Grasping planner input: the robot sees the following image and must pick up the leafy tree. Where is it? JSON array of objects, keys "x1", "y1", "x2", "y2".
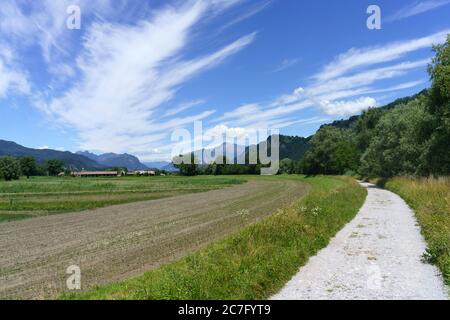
[
  {"x1": 335, "y1": 140, "x2": 359, "y2": 173},
  {"x1": 0, "y1": 156, "x2": 22, "y2": 181},
  {"x1": 301, "y1": 126, "x2": 356, "y2": 175},
  {"x1": 20, "y1": 156, "x2": 37, "y2": 178},
  {"x1": 279, "y1": 158, "x2": 295, "y2": 174},
  {"x1": 354, "y1": 107, "x2": 384, "y2": 154},
  {"x1": 45, "y1": 159, "x2": 65, "y2": 176},
  {"x1": 420, "y1": 35, "x2": 450, "y2": 175},
  {"x1": 360, "y1": 99, "x2": 427, "y2": 178}
]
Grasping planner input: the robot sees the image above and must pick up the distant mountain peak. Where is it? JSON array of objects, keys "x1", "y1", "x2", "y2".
[
  {"x1": 0, "y1": 140, "x2": 101, "y2": 170},
  {"x1": 76, "y1": 151, "x2": 147, "y2": 171}
]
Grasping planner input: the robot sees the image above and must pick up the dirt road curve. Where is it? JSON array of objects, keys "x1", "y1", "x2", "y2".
[
  {"x1": 0, "y1": 179, "x2": 307, "y2": 299},
  {"x1": 272, "y1": 182, "x2": 448, "y2": 300}
]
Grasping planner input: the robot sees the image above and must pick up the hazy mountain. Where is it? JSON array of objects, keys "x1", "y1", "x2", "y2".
[
  {"x1": 143, "y1": 161, "x2": 170, "y2": 169},
  {"x1": 77, "y1": 151, "x2": 148, "y2": 171},
  {"x1": 0, "y1": 140, "x2": 101, "y2": 170},
  {"x1": 144, "y1": 161, "x2": 178, "y2": 172}
]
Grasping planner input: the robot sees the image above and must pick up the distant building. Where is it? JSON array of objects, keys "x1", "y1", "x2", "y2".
[
  {"x1": 72, "y1": 171, "x2": 118, "y2": 177},
  {"x1": 127, "y1": 170, "x2": 156, "y2": 176}
]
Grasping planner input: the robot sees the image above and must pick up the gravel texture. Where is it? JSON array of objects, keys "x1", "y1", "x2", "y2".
[{"x1": 272, "y1": 182, "x2": 448, "y2": 300}]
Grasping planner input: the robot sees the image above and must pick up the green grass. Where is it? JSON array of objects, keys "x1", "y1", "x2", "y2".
[
  {"x1": 0, "y1": 176, "x2": 245, "y2": 222},
  {"x1": 379, "y1": 177, "x2": 450, "y2": 285},
  {"x1": 0, "y1": 213, "x2": 33, "y2": 223},
  {"x1": 62, "y1": 175, "x2": 366, "y2": 300}
]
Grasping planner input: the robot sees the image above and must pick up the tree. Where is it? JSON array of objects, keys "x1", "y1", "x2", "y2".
[
  {"x1": 279, "y1": 158, "x2": 294, "y2": 174},
  {"x1": 45, "y1": 159, "x2": 65, "y2": 176},
  {"x1": 301, "y1": 126, "x2": 356, "y2": 175},
  {"x1": 0, "y1": 156, "x2": 22, "y2": 181},
  {"x1": 359, "y1": 99, "x2": 427, "y2": 178},
  {"x1": 20, "y1": 156, "x2": 37, "y2": 179},
  {"x1": 420, "y1": 35, "x2": 450, "y2": 175},
  {"x1": 354, "y1": 107, "x2": 384, "y2": 155}
]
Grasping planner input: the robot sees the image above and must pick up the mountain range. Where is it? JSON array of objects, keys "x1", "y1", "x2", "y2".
[
  {"x1": 143, "y1": 161, "x2": 177, "y2": 172},
  {"x1": 77, "y1": 151, "x2": 148, "y2": 171},
  {"x1": 0, "y1": 140, "x2": 101, "y2": 170},
  {"x1": 0, "y1": 140, "x2": 153, "y2": 171},
  {"x1": 0, "y1": 140, "x2": 181, "y2": 171},
  {"x1": 1, "y1": 92, "x2": 421, "y2": 171}
]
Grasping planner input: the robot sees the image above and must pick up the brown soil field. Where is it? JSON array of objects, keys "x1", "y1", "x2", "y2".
[{"x1": 0, "y1": 178, "x2": 308, "y2": 299}]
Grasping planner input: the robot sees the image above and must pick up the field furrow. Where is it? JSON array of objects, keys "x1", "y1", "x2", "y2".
[{"x1": 0, "y1": 178, "x2": 308, "y2": 299}]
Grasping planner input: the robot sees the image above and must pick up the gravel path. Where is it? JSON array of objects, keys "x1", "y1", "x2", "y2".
[{"x1": 272, "y1": 182, "x2": 448, "y2": 300}]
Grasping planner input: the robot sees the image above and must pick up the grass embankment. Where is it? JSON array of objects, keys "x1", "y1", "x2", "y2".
[
  {"x1": 0, "y1": 176, "x2": 244, "y2": 223},
  {"x1": 379, "y1": 177, "x2": 450, "y2": 285},
  {"x1": 63, "y1": 175, "x2": 366, "y2": 300}
]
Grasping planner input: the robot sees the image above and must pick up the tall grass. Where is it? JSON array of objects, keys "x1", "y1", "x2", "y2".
[
  {"x1": 381, "y1": 177, "x2": 450, "y2": 285},
  {"x1": 63, "y1": 175, "x2": 366, "y2": 300}
]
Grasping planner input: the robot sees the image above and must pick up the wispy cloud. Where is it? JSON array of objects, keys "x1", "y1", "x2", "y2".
[
  {"x1": 215, "y1": 30, "x2": 447, "y2": 126},
  {"x1": 36, "y1": 1, "x2": 255, "y2": 154},
  {"x1": 218, "y1": 0, "x2": 272, "y2": 32},
  {"x1": 0, "y1": 0, "x2": 116, "y2": 63},
  {"x1": 0, "y1": 45, "x2": 30, "y2": 98},
  {"x1": 272, "y1": 58, "x2": 301, "y2": 73},
  {"x1": 318, "y1": 97, "x2": 377, "y2": 117},
  {"x1": 314, "y1": 30, "x2": 448, "y2": 82},
  {"x1": 163, "y1": 99, "x2": 206, "y2": 117},
  {"x1": 387, "y1": 0, "x2": 450, "y2": 22}
]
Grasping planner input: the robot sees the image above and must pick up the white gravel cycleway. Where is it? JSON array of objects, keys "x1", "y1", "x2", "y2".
[{"x1": 272, "y1": 182, "x2": 448, "y2": 300}]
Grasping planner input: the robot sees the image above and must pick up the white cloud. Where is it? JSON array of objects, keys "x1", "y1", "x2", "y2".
[
  {"x1": 0, "y1": 0, "x2": 112, "y2": 61},
  {"x1": 0, "y1": 46, "x2": 30, "y2": 98},
  {"x1": 218, "y1": 0, "x2": 272, "y2": 32},
  {"x1": 308, "y1": 59, "x2": 430, "y2": 97},
  {"x1": 273, "y1": 58, "x2": 301, "y2": 73},
  {"x1": 319, "y1": 97, "x2": 377, "y2": 117},
  {"x1": 387, "y1": 0, "x2": 450, "y2": 22},
  {"x1": 314, "y1": 30, "x2": 448, "y2": 82},
  {"x1": 215, "y1": 30, "x2": 448, "y2": 129},
  {"x1": 38, "y1": 1, "x2": 254, "y2": 154},
  {"x1": 163, "y1": 99, "x2": 206, "y2": 117}
]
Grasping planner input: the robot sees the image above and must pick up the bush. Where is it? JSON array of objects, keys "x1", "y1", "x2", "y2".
[{"x1": 45, "y1": 159, "x2": 65, "y2": 176}]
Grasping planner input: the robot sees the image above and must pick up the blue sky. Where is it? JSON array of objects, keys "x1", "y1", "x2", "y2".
[{"x1": 0, "y1": 0, "x2": 449, "y2": 161}]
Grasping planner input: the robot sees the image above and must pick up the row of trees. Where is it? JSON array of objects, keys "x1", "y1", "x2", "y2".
[
  {"x1": 301, "y1": 35, "x2": 450, "y2": 178},
  {"x1": 0, "y1": 156, "x2": 64, "y2": 181},
  {"x1": 173, "y1": 154, "x2": 265, "y2": 176}
]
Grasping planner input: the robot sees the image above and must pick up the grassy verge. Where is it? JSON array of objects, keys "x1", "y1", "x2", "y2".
[
  {"x1": 379, "y1": 177, "x2": 450, "y2": 285},
  {"x1": 62, "y1": 175, "x2": 366, "y2": 300},
  {"x1": 0, "y1": 176, "x2": 245, "y2": 222}
]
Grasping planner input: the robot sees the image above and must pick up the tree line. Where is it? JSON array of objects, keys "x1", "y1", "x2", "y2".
[
  {"x1": 173, "y1": 154, "x2": 264, "y2": 176},
  {"x1": 0, "y1": 156, "x2": 65, "y2": 181}
]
